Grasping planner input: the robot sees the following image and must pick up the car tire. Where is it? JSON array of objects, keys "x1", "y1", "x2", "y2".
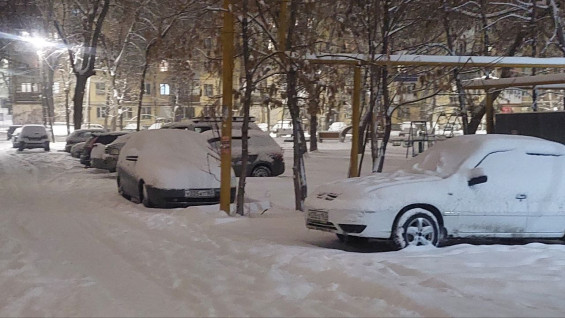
[
  {"x1": 18, "y1": 143, "x2": 24, "y2": 151},
  {"x1": 117, "y1": 176, "x2": 130, "y2": 200},
  {"x1": 251, "y1": 165, "x2": 272, "y2": 177},
  {"x1": 392, "y1": 208, "x2": 440, "y2": 250},
  {"x1": 140, "y1": 182, "x2": 153, "y2": 208},
  {"x1": 44, "y1": 142, "x2": 50, "y2": 151}
]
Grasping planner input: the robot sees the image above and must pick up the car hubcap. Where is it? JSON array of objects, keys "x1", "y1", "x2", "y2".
[
  {"x1": 253, "y1": 168, "x2": 270, "y2": 177},
  {"x1": 405, "y1": 217, "x2": 435, "y2": 246}
]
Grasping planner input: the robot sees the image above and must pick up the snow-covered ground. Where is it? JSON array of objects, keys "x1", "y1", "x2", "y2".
[{"x1": 1, "y1": 137, "x2": 565, "y2": 317}]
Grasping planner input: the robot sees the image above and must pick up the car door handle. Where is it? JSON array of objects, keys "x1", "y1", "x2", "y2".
[
  {"x1": 126, "y1": 155, "x2": 138, "y2": 162},
  {"x1": 515, "y1": 194, "x2": 527, "y2": 200}
]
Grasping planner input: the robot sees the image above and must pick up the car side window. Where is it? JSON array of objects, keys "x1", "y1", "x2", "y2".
[{"x1": 477, "y1": 151, "x2": 557, "y2": 195}]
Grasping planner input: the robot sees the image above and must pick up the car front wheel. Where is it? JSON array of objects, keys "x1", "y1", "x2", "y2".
[
  {"x1": 140, "y1": 182, "x2": 152, "y2": 208},
  {"x1": 392, "y1": 208, "x2": 440, "y2": 250},
  {"x1": 251, "y1": 165, "x2": 272, "y2": 177}
]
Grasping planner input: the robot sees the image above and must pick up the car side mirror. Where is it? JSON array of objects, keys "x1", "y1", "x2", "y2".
[
  {"x1": 468, "y1": 175, "x2": 487, "y2": 186},
  {"x1": 467, "y1": 167, "x2": 487, "y2": 186}
]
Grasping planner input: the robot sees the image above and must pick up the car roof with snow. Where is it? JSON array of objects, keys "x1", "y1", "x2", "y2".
[
  {"x1": 124, "y1": 129, "x2": 213, "y2": 155},
  {"x1": 401, "y1": 134, "x2": 565, "y2": 178}
]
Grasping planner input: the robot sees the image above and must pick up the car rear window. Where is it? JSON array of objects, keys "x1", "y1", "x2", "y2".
[{"x1": 22, "y1": 126, "x2": 47, "y2": 134}]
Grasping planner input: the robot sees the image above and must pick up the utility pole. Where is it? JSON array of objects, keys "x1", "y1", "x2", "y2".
[{"x1": 220, "y1": 0, "x2": 234, "y2": 214}]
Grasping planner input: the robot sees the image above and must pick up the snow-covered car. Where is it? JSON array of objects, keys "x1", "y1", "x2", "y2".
[
  {"x1": 328, "y1": 121, "x2": 347, "y2": 132},
  {"x1": 88, "y1": 143, "x2": 107, "y2": 169},
  {"x1": 6, "y1": 125, "x2": 22, "y2": 140},
  {"x1": 80, "y1": 132, "x2": 129, "y2": 167},
  {"x1": 11, "y1": 127, "x2": 22, "y2": 148},
  {"x1": 16, "y1": 124, "x2": 50, "y2": 151},
  {"x1": 91, "y1": 133, "x2": 135, "y2": 172},
  {"x1": 270, "y1": 120, "x2": 292, "y2": 136},
  {"x1": 204, "y1": 129, "x2": 285, "y2": 177},
  {"x1": 70, "y1": 142, "x2": 86, "y2": 158},
  {"x1": 64, "y1": 128, "x2": 105, "y2": 152},
  {"x1": 116, "y1": 129, "x2": 236, "y2": 208},
  {"x1": 305, "y1": 134, "x2": 565, "y2": 249}
]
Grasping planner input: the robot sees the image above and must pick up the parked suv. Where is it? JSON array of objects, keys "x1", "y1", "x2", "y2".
[
  {"x1": 65, "y1": 128, "x2": 105, "y2": 152},
  {"x1": 204, "y1": 129, "x2": 285, "y2": 177},
  {"x1": 16, "y1": 125, "x2": 50, "y2": 151}
]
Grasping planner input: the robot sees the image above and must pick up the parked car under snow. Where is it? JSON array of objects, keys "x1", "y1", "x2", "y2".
[
  {"x1": 91, "y1": 133, "x2": 135, "y2": 172},
  {"x1": 305, "y1": 134, "x2": 565, "y2": 249},
  {"x1": 203, "y1": 129, "x2": 285, "y2": 177},
  {"x1": 64, "y1": 128, "x2": 105, "y2": 152},
  {"x1": 116, "y1": 130, "x2": 236, "y2": 208}
]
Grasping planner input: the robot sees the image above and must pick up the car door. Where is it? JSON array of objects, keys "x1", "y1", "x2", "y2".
[
  {"x1": 523, "y1": 154, "x2": 565, "y2": 235},
  {"x1": 455, "y1": 151, "x2": 529, "y2": 235}
]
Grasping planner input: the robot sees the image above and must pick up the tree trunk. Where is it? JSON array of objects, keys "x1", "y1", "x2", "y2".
[
  {"x1": 65, "y1": 88, "x2": 70, "y2": 135},
  {"x1": 467, "y1": 29, "x2": 526, "y2": 133},
  {"x1": 73, "y1": 75, "x2": 88, "y2": 130},
  {"x1": 376, "y1": 0, "x2": 391, "y2": 173},
  {"x1": 442, "y1": 0, "x2": 469, "y2": 133},
  {"x1": 137, "y1": 60, "x2": 149, "y2": 131},
  {"x1": 309, "y1": 113, "x2": 318, "y2": 151},
  {"x1": 288, "y1": 67, "x2": 307, "y2": 211},
  {"x1": 236, "y1": 0, "x2": 252, "y2": 216}
]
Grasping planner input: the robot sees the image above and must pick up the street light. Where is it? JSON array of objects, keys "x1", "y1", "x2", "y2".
[{"x1": 25, "y1": 35, "x2": 58, "y2": 141}]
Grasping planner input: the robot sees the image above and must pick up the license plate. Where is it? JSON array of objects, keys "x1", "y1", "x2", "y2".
[
  {"x1": 307, "y1": 209, "x2": 328, "y2": 223},
  {"x1": 185, "y1": 189, "x2": 215, "y2": 198}
]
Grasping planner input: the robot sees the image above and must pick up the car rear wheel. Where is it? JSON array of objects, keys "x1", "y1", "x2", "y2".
[
  {"x1": 392, "y1": 208, "x2": 440, "y2": 250},
  {"x1": 18, "y1": 143, "x2": 24, "y2": 151},
  {"x1": 140, "y1": 182, "x2": 153, "y2": 208},
  {"x1": 44, "y1": 142, "x2": 50, "y2": 151},
  {"x1": 251, "y1": 165, "x2": 272, "y2": 177}
]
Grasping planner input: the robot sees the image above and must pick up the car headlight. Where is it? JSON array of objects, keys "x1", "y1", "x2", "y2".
[{"x1": 109, "y1": 148, "x2": 120, "y2": 155}]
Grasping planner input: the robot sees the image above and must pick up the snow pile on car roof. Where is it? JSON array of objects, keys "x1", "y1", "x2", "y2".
[{"x1": 401, "y1": 134, "x2": 565, "y2": 178}]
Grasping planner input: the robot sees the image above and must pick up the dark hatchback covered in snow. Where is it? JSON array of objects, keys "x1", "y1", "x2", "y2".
[{"x1": 116, "y1": 130, "x2": 236, "y2": 208}]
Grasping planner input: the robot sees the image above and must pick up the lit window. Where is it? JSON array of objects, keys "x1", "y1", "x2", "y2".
[
  {"x1": 160, "y1": 83, "x2": 170, "y2": 95},
  {"x1": 21, "y1": 83, "x2": 32, "y2": 93},
  {"x1": 145, "y1": 83, "x2": 151, "y2": 95},
  {"x1": 53, "y1": 82, "x2": 60, "y2": 94}
]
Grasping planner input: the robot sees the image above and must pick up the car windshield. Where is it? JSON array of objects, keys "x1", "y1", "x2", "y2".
[{"x1": 399, "y1": 137, "x2": 481, "y2": 178}]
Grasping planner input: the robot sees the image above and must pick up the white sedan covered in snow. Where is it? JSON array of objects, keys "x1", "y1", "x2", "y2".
[
  {"x1": 306, "y1": 134, "x2": 565, "y2": 249},
  {"x1": 116, "y1": 129, "x2": 236, "y2": 208}
]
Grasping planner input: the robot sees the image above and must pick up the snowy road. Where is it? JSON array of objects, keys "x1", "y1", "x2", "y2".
[{"x1": 1, "y1": 139, "x2": 565, "y2": 317}]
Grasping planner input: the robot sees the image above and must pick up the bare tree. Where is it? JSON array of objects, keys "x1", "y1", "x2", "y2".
[{"x1": 52, "y1": 0, "x2": 111, "y2": 129}]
